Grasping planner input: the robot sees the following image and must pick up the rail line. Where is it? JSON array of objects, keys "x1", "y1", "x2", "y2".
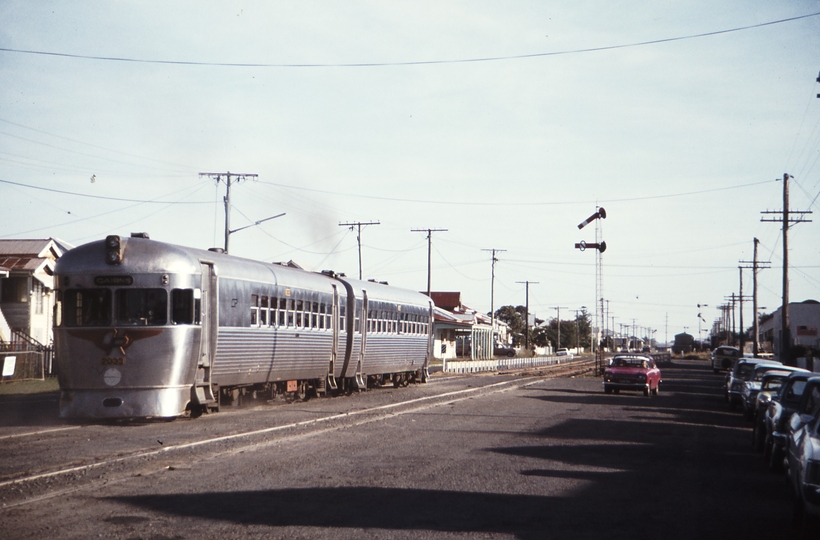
[{"x1": 0, "y1": 361, "x2": 596, "y2": 505}]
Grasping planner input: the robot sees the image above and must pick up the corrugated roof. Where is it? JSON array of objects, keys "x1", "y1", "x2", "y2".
[
  {"x1": 430, "y1": 291, "x2": 462, "y2": 310},
  {"x1": 0, "y1": 256, "x2": 43, "y2": 271},
  {"x1": 0, "y1": 238, "x2": 72, "y2": 258}
]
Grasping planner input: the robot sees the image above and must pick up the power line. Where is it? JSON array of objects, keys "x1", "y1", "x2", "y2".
[
  {"x1": 0, "y1": 178, "x2": 212, "y2": 204},
  {"x1": 259, "y1": 178, "x2": 776, "y2": 207},
  {"x1": 2, "y1": 12, "x2": 817, "y2": 68}
]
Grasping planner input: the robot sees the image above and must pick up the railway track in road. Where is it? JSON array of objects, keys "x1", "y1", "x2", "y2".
[{"x1": 0, "y1": 356, "x2": 597, "y2": 510}]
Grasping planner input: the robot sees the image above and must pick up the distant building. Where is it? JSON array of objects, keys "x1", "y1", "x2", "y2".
[
  {"x1": 429, "y1": 291, "x2": 506, "y2": 361},
  {"x1": 759, "y1": 300, "x2": 820, "y2": 368},
  {"x1": 0, "y1": 238, "x2": 72, "y2": 346}
]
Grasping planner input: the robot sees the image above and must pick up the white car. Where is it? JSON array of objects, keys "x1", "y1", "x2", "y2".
[{"x1": 556, "y1": 348, "x2": 573, "y2": 357}]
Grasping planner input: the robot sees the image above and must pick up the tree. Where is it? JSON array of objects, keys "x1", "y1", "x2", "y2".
[
  {"x1": 494, "y1": 305, "x2": 527, "y2": 345},
  {"x1": 531, "y1": 309, "x2": 592, "y2": 350}
]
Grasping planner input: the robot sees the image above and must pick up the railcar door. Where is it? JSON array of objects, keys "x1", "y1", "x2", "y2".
[
  {"x1": 327, "y1": 284, "x2": 339, "y2": 390},
  {"x1": 355, "y1": 290, "x2": 368, "y2": 389},
  {"x1": 194, "y1": 261, "x2": 218, "y2": 409}
]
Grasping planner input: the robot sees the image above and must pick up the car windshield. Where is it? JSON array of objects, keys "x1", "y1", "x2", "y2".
[
  {"x1": 614, "y1": 358, "x2": 649, "y2": 368},
  {"x1": 762, "y1": 378, "x2": 785, "y2": 391},
  {"x1": 754, "y1": 368, "x2": 781, "y2": 381},
  {"x1": 784, "y1": 380, "x2": 808, "y2": 404},
  {"x1": 737, "y1": 364, "x2": 756, "y2": 379}
]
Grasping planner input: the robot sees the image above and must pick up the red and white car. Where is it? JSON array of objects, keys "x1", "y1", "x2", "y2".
[{"x1": 603, "y1": 354, "x2": 662, "y2": 396}]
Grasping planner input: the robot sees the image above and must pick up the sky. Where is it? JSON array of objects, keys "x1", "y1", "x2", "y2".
[{"x1": 1, "y1": 1, "x2": 819, "y2": 345}]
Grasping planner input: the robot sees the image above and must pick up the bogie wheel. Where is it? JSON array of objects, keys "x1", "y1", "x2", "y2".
[
  {"x1": 295, "y1": 381, "x2": 308, "y2": 402},
  {"x1": 652, "y1": 384, "x2": 659, "y2": 396},
  {"x1": 644, "y1": 386, "x2": 650, "y2": 397},
  {"x1": 604, "y1": 386, "x2": 612, "y2": 394},
  {"x1": 613, "y1": 388, "x2": 620, "y2": 395}
]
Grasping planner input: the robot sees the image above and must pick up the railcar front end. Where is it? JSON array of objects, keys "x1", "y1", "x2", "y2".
[{"x1": 54, "y1": 235, "x2": 203, "y2": 419}]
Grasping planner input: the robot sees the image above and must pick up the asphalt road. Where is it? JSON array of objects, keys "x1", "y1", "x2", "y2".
[{"x1": 0, "y1": 359, "x2": 804, "y2": 539}]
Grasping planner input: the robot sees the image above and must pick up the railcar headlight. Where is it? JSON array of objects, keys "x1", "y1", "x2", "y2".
[{"x1": 105, "y1": 235, "x2": 123, "y2": 265}]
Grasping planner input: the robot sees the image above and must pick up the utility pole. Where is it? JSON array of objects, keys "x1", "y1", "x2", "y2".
[
  {"x1": 761, "y1": 173, "x2": 812, "y2": 364},
  {"x1": 339, "y1": 221, "x2": 381, "y2": 280},
  {"x1": 516, "y1": 281, "x2": 539, "y2": 350},
  {"x1": 412, "y1": 228, "x2": 447, "y2": 297},
  {"x1": 552, "y1": 306, "x2": 568, "y2": 351},
  {"x1": 482, "y1": 248, "x2": 506, "y2": 341},
  {"x1": 741, "y1": 239, "x2": 771, "y2": 356},
  {"x1": 574, "y1": 307, "x2": 586, "y2": 353},
  {"x1": 199, "y1": 171, "x2": 258, "y2": 253}
]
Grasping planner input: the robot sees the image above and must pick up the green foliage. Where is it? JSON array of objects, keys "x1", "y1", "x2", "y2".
[{"x1": 495, "y1": 305, "x2": 592, "y2": 349}]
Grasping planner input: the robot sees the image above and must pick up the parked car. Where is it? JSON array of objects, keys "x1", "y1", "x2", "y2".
[
  {"x1": 785, "y1": 399, "x2": 820, "y2": 532},
  {"x1": 725, "y1": 358, "x2": 782, "y2": 410},
  {"x1": 751, "y1": 369, "x2": 804, "y2": 450},
  {"x1": 603, "y1": 355, "x2": 661, "y2": 396},
  {"x1": 741, "y1": 365, "x2": 807, "y2": 420},
  {"x1": 764, "y1": 372, "x2": 814, "y2": 471},
  {"x1": 556, "y1": 348, "x2": 573, "y2": 357},
  {"x1": 780, "y1": 378, "x2": 820, "y2": 478},
  {"x1": 711, "y1": 346, "x2": 741, "y2": 372},
  {"x1": 494, "y1": 345, "x2": 516, "y2": 357}
]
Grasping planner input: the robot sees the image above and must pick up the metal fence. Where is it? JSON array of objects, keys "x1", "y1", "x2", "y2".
[{"x1": 0, "y1": 348, "x2": 54, "y2": 381}]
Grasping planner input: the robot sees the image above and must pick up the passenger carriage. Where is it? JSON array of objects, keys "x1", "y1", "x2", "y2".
[{"x1": 53, "y1": 234, "x2": 433, "y2": 419}]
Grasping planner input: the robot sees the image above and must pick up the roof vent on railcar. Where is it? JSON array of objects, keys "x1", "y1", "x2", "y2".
[
  {"x1": 208, "y1": 247, "x2": 225, "y2": 253},
  {"x1": 130, "y1": 232, "x2": 150, "y2": 239}
]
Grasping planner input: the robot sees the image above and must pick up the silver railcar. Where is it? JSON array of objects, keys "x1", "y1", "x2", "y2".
[{"x1": 53, "y1": 234, "x2": 432, "y2": 419}]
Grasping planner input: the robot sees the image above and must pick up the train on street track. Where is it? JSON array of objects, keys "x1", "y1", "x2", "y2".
[{"x1": 53, "y1": 234, "x2": 433, "y2": 420}]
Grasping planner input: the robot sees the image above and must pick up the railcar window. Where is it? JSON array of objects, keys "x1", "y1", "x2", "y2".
[
  {"x1": 260, "y1": 296, "x2": 268, "y2": 326},
  {"x1": 270, "y1": 297, "x2": 278, "y2": 327},
  {"x1": 251, "y1": 295, "x2": 259, "y2": 326},
  {"x1": 295, "y1": 300, "x2": 303, "y2": 328},
  {"x1": 171, "y1": 289, "x2": 194, "y2": 324},
  {"x1": 116, "y1": 289, "x2": 167, "y2": 326},
  {"x1": 339, "y1": 303, "x2": 346, "y2": 331},
  {"x1": 64, "y1": 289, "x2": 112, "y2": 326},
  {"x1": 287, "y1": 299, "x2": 294, "y2": 327}
]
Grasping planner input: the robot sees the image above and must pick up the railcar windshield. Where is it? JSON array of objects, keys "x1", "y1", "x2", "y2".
[
  {"x1": 116, "y1": 289, "x2": 167, "y2": 326},
  {"x1": 61, "y1": 287, "x2": 197, "y2": 326},
  {"x1": 63, "y1": 289, "x2": 112, "y2": 326}
]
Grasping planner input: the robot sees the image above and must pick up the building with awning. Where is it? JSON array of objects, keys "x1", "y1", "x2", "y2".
[
  {"x1": 0, "y1": 238, "x2": 72, "y2": 346},
  {"x1": 429, "y1": 291, "x2": 504, "y2": 361}
]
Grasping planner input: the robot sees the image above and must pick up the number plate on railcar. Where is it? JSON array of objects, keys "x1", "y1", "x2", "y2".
[{"x1": 101, "y1": 356, "x2": 126, "y2": 365}]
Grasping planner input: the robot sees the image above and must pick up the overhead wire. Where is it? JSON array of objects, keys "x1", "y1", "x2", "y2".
[{"x1": 1, "y1": 11, "x2": 817, "y2": 68}]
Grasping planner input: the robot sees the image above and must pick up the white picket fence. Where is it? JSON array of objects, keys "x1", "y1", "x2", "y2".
[{"x1": 442, "y1": 355, "x2": 569, "y2": 374}]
